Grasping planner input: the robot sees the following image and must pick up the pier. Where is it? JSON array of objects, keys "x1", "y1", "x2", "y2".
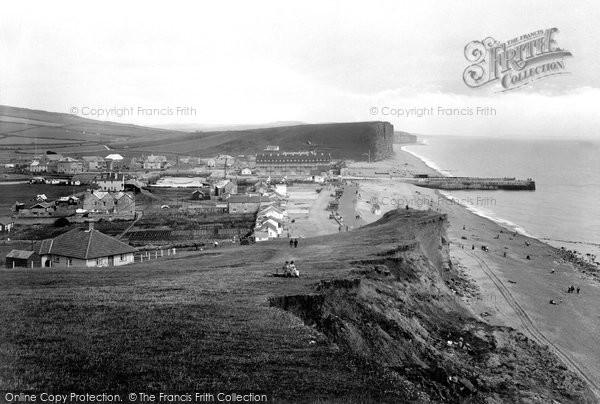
[{"x1": 409, "y1": 176, "x2": 536, "y2": 191}]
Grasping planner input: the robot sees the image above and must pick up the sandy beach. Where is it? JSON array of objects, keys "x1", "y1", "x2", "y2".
[{"x1": 347, "y1": 145, "x2": 600, "y2": 398}]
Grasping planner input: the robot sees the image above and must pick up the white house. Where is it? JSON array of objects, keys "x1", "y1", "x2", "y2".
[
  {"x1": 258, "y1": 205, "x2": 285, "y2": 221},
  {"x1": 0, "y1": 216, "x2": 14, "y2": 232},
  {"x1": 95, "y1": 172, "x2": 125, "y2": 191},
  {"x1": 274, "y1": 183, "x2": 287, "y2": 197},
  {"x1": 38, "y1": 224, "x2": 136, "y2": 268},
  {"x1": 257, "y1": 217, "x2": 284, "y2": 235},
  {"x1": 255, "y1": 221, "x2": 279, "y2": 238},
  {"x1": 254, "y1": 230, "x2": 270, "y2": 242}
]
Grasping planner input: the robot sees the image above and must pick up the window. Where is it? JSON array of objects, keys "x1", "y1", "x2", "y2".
[
  {"x1": 53, "y1": 256, "x2": 60, "y2": 263},
  {"x1": 120, "y1": 254, "x2": 125, "y2": 261},
  {"x1": 67, "y1": 258, "x2": 72, "y2": 265},
  {"x1": 96, "y1": 258, "x2": 102, "y2": 265}
]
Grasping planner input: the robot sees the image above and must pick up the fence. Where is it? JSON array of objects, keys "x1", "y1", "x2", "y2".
[{"x1": 134, "y1": 248, "x2": 178, "y2": 263}]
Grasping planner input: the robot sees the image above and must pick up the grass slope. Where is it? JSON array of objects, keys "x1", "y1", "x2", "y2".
[{"x1": 0, "y1": 210, "x2": 592, "y2": 402}]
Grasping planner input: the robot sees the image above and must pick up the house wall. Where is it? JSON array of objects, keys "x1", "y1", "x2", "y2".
[
  {"x1": 96, "y1": 179, "x2": 125, "y2": 191},
  {"x1": 41, "y1": 253, "x2": 134, "y2": 268},
  {"x1": 228, "y1": 202, "x2": 261, "y2": 213}
]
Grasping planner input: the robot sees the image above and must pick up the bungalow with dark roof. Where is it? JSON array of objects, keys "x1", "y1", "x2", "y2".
[{"x1": 38, "y1": 224, "x2": 136, "y2": 267}]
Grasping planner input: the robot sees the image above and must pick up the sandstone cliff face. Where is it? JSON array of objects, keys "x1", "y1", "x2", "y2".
[{"x1": 369, "y1": 121, "x2": 394, "y2": 161}]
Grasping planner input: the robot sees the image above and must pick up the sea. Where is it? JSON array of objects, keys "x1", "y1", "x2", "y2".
[{"x1": 403, "y1": 136, "x2": 600, "y2": 258}]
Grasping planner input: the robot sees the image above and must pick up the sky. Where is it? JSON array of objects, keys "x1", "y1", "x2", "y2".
[{"x1": 1, "y1": 0, "x2": 599, "y2": 138}]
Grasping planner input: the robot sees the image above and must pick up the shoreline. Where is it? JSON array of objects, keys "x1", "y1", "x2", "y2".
[
  {"x1": 401, "y1": 144, "x2": 599, "y2": 260},
  {"x1": 349, "y1": 145, "x2": 600, "y2": 397}
]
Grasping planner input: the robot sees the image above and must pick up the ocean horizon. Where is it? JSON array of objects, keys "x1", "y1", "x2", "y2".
[{"x1": 403, "y1": 136, "x2": 600, "y2": 257}]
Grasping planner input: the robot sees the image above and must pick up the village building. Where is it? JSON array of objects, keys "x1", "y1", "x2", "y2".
[
  {"x1": 253, "y1": 180, "x2": 269, "y2": 195},
  {"x1": 241, "y1": 168, "x2": 252, "y2": 175},
  {"x1": 105, "y1": 154, "x2": 124, "y2": 170},
  {"x1": 0, "y1": 216, "x2": 14, "y2": 232},
  {"x1": 257, "y1": 205, "x2": 285, "y2": 221},
  {"x1": 213, "y1": 179, "x2": 237, "y2": 197},
  {"x1": 95, "y1": 172, "x2": 125, "y2": 191},
  {"x1": 29, "y1": 160, "x2": 47, "y2": 173},
  {"x1": 143, "y1": 154, "x2": 167, "y2": 170},
  {"x1": 38, "y1": 224, "x2": 136, "y2": 268},
  {"x1": 82, "y1": 156, "x2": 106, "y2": 171},
  {"x1": 255, "y1": 151, "x2": 331, "y2": 177},
  {"x1": 28, "y1": 201, "x2": 56, "y2": 216},
  {"x1": 5, "y1": 250, "x2": 41, "y2": 268},
  {"x1": 254, "y1": 221, "x2": 280, "y2": 238},
  {"x1": 256, "y1": 217, "x2": 284, "y2": 236},
  {"x1": 191, "y1": 189, "x2": 210, "y2": 200},
  {"x1": 273, "y1": 183, "x2": 287, "y2": 197},
  {"x1": 253, "y1": 230, "x2": 270, "y2": 242},
  {"x1": 56, "y1": 157, "x2": 84, "y2": 174},
  {"x1": 46, "y1": 161, "x2": 59, "y2": 173},
  {"x1": 227, "y1": 195, "x2": 271, "y2": 214},
  {"x1": 83, "y1": 190, "x2": 135, "y2": 217}
]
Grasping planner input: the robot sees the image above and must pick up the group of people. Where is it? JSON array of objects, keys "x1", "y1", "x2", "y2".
[
  {"x1": 282, "y1": 261, "x2": 299, "y2": 277},
  {"x1": 289, "y1": 238, "x2": 299, "y2": 248},
  {"x1": 567, "y1": 285, "x2": 580, "y2": 294}
]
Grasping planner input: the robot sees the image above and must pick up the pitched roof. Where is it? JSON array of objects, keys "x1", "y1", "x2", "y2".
[
  {"x1": 0, "y1": 216, "x2": 14, "y2": 225},
  {"x1": 30, "y1": 202, "x2": 53, "y2": 209},
  {"x1": 6, "y1": 250, "x2": 37, "y2": 259},
  {"x1": 39, "y1": 228, "x2": 136, "y2": 259},
  {"x1": 256, "y1": 221, "x2": 278, "y2": 232},
  {"x1": 259, "y1": 205, "x2": 283, "y2": 214}
]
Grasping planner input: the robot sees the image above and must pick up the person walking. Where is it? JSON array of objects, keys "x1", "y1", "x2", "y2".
[
  {"x1": 289, "y1": 239, "x2": 294, "y2": 247},
  {"x1": 576, "y1": 287, "x2": 580, "y2": 294},
  {"x1": 294, "y1": 239, "x2": 298, "y2": 248}
]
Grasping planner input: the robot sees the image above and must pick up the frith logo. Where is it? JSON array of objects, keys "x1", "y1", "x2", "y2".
[{"x1": 463, "y1": 28, "x2": 572, "y2": 92}]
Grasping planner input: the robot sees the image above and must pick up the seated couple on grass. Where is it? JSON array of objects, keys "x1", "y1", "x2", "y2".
[{"x1": 282, "y1": 261, "x2": 300, "y2": 277}]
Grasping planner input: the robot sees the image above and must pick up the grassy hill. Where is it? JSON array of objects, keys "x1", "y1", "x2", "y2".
[
  {"x1": 124, "y1": 121, "x2": 394, "y2": 161},
  {"x1": 0, "y1": 105, "x2": 177, "y2": 162},
  {"x1": 0, "y1": 209, "x2": 591, "y2": 402},
  {"x1": 1, "y1": 105, "x2": 394, "y2": 161}
]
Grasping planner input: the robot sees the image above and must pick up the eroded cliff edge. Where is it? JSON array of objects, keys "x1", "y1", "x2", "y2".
[{"x1": 270, "y1": 210, "x2": 594, "y2": 403}]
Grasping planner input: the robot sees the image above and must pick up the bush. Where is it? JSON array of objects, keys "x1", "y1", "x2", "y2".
[{"x1": 54, "y1": 217, "x2": 70, "y2": 227}]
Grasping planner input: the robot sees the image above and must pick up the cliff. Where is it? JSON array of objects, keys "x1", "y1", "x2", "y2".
[
  {"x1": 120, "y1": 121, "x2": 396, "y2": 161},
  {"x1": 394, "y1": 131, "x2": 418, "y2": 144}
]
